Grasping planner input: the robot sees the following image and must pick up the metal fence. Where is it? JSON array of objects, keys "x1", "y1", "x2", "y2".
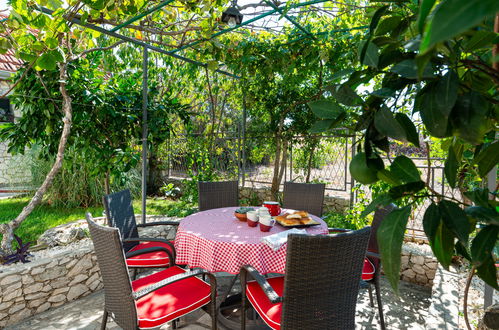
[
  {"x1": 163, "y1": 133, "x2": 459, "y2": 240},
  {"x1": 165, "y1": 133, "x2": 352, "y2": 195}
]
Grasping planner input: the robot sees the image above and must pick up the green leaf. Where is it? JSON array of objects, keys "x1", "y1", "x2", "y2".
[
  {"x1": 374, "y1": 108, "x2": 407, "y2": 142},
  {"x1": 35, "y1": 52, "x2": 57, "y2": 71},
  {"x1": 375, "y1": 16, "x2": 403, "y2": 36},
  {"x1": 308, "y1": 100, "x2": 344, "y2": 120},
  {"x1": 476, "y1": 256, "x2": 499, "y2": 290},
  {"x1": 377, "y1": 205, "x2": 411, "y2": 292},
  {"x1": 45, "y1": 37, "x2": 58, "y2": 50},
  {"x1": 471, "y1": 225, "x2": 499, "y2": 266},
  {"x1": 330, "y1": 68, "x2": 354, "y2": 81},
  {"x1": 423, "y1": 203, "x2": 441, "y2": 242},
  {"x1": 309, "y1": 119, "x2": 334, "y2": 133},
  {"x1": 450, "y1": 92, "x2": 490, "y2": 145},
  {"x1": 370, "y1": 5, "x2": 389, "y2": 34},
  {"x1": 465, "y1": 31, "x2": 499, "y2": 51},
  {"x1": 417, "y1": 0, "x2": 436, "y2": 33},
  {"x1": 464, "y1": 189, "x2": 492, "y2": 208},
  {"x1": 363, "y1": 42, "x2": 379, "y2": 68},
  {"x1": 377, "y1": 169, "x2": 401, "y2": 185},
  {"x1": 416, "y1": 84, "x2": 450, "y2": 138},
  {"x1": 420, "y1": 0, "x2": 499, "y2": 53},
  {"x1": 444, "y1": 144, "x2": 458, "y2": 188},
  {"x1": 390, "y1": 155, "x2": 421, "y2": 183},
  {"x1": 455, "y1": 241, "x2": 471, "y2": 261},
  {"x1": 390, "y1": 59, "x2": 434, "y2": 79},
  {"x1": 465, "y1": 206, "x2": 499, "y2": 226},
  {"x1": 435, "y1": 70, "x2": 459, "y2": 117},
  {"x1": 430, "y1": 222, "x2": 455, "y2": 269},
  {"x1": 474, "y1": 141, "x2": 499, "y2": 177},
  {"x1": 389, "y1": 180, "x2": 425, "y2": 199},
  {"x1": 328, "y1": 85, "x2": 363, "y2": 106},
  {"x1": 361, "y1": 194, "x2": 393, "y2": 217},
  {"x1": 395, "y1": 113, "x2": 420, "y2": 147},
  {"x1": 207, "y1": 60, "x2": 218, "y2": 71},
  {"x1": 439, "y1": 200, "x2": 470, "y2": 245}
]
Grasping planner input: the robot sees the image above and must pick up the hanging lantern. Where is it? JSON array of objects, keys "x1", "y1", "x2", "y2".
[{"x1": 221, "y1": 0, "x2": 243, "y2": 28}]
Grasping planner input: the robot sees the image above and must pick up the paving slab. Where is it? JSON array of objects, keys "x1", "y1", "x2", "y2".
[{"x1": 7, "y1": 275, "x2": 431, "y2": 330}]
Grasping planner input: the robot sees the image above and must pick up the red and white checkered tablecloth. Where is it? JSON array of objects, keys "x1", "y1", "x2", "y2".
[{"x1": 174, "y1": 207, "x2": 329, "y2": 274}]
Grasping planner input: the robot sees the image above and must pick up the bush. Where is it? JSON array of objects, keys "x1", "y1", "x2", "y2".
[{"x1": 31, "y1": 145, "x2": 141, "y2": 207}]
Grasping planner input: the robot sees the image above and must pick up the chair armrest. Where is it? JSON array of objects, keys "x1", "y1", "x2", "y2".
[
  {"x1": 240, "y1": 265, "x2": 282, "y2": 304},
  {"x1": 125, "y1": 246, "x2": 175, "y2": 267},
  {"x1": 123, "y1": 238, "x2": 176, "y2": 262},
  {"x1": 132, "y1": 269, "x2": 217, "y2": 300},
  {"x1": 328, "y1": 227, "x2": 351, "y2": 233},
  {"x1": 136, "y1": 221, "x2": 180, "y2": 228}
]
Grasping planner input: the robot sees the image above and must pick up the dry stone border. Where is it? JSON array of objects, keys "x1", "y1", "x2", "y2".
[
  {"x1": 0, "y1": 215, "x2": 179, "y2": 328},
  {"x1": 400, "y1": 242, "x2": 438, "y2": 287}
]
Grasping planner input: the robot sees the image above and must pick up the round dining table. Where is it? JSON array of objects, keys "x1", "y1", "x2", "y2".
[{"x1": 174, "y1": 206, "x2": 329, "y2": 275}]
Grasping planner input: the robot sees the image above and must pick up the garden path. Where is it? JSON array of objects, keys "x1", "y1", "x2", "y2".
[{"x1": 8, "y1": 274, "x2": 431, "y2": 329}]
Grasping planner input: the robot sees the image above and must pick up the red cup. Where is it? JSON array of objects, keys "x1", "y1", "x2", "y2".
[
  {"x1": 263, "y1": 201, "x2": 281, "y2": 216},
  {"x1": 259, "y1": 223, "x2": 272, "y2": 232},
  {"x1": 247, "y1": 219, "x2": 258, "y2": 227}
]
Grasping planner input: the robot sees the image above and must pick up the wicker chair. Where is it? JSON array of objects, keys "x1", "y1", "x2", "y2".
[
  {"x1": 282, "y1": 182, "x2": 326, "y2": 217},
  {"x1": 329, "y1": 204, "x2": 396, "y2": 330},
  {"x1": 240, "y1": 227, "x2": 371, "y2": 330},
  {"x1": 85, "y1": 213, "x2": 218, "y2": 330},
  {"x1": 103, "y1": 189, "x2": 180, "y2": 272},
  {"x1": 198, "y1": 181, "x2": 239, "y2": 211}
]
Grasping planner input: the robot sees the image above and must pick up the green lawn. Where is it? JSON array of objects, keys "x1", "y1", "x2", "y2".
[{"x1": 0, "y1": 197, "x2": 196, "y2": 245}]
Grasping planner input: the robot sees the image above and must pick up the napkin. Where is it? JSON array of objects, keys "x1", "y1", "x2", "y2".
[{"x1": 261, "y1": 228, "x2": 307, "y2": 251}]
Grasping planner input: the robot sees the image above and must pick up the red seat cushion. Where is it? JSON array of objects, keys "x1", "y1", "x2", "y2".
[
  {"x1": 127, "y1": 241, "x2": 175, "y2": 267},
  {"x1": 362, "y1": 258, "x2": 375, "y2": 281},
  {"x1": 132, "y1": 266, "x2": 212, "y2": 329},
  {"x1": 246, "y1": 276, "x2": 284, "y2": 330}
]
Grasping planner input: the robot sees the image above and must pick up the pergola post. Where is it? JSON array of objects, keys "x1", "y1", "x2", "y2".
[{"x1": 141, "y1": 46, "x2": 148, "y2": 224}]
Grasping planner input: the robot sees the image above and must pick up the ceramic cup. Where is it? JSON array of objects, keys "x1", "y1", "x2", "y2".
[
  {"x1": 258, "y1": 207, "x2": 270, "y2": 216},
  {"x1": 247, "y1": 211, "x2": 259, "y2": 227},
  {"x1": 259, "y1": 215, "x2": 275, "y2": 232},
  {"x1": 263, "y1": 201, "x2": 281, "y2": 216}
]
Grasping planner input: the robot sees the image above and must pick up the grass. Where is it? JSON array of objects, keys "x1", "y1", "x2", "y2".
[{"x1": 0, "y1": 196, "x2": 195, "y2": 245}]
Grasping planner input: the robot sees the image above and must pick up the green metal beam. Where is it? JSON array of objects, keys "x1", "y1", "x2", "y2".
[
  {"x1": 111, "y1": 0, "x2": 176, "y2": 32},
  {"x1": 283, "y1": 25, "x2": 369, "y2": 45},
  {"x1": 262, "y1": 0, "x2": 315, "y2": 39},
  {"x1": 37, "y1": 6, "x2": 240, "y2": 79},
  {"x1": 171, "y1": 0, "x2": 329, "y2": 54}
]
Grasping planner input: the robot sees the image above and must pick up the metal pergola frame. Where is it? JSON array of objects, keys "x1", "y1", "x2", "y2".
[{"x1": 38, "y1": 0, "x2": 365, "y2": 222}]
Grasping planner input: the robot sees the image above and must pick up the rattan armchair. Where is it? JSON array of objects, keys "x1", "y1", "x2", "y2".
[
  {"x1": 85, "y1": 213, "x2": 218, "y2": 330},
  {"x1": 282, "y1": 182, "x2": 326, "y2": 217},
  {"x1": 240, "y1": 227, "x2": 371, "y2": 330},
  {"x1": 328, "y1": 204, "x2": 395, "y2": 330},
  {"x1": 103, "y1": 189, "x2": 180, "y2": 272},
  {"x1": 198, "y1": 180, "x2": 239, "y2": 211}
]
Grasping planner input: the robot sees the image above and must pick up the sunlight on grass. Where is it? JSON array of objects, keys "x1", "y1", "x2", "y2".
[{"x1": 0, "y1": 197, "x2": 195, "y2": 245}]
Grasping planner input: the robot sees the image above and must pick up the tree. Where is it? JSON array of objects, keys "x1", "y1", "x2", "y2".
[{"x1": 313, "y1": 0, "x2": 499, "y2": 292}]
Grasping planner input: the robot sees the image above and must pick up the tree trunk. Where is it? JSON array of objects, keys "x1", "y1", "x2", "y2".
[
  {"x1": 147, "y1": 148, "x2": 162, "y2": 195},
  {"x1": 271, "y1": 135, "x2": 282, "y2": 198},
  {"x1": 0, "y1": 63, "x2": 72, "y2": 256}
]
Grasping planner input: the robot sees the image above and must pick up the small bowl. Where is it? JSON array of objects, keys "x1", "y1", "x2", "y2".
[{"x1": 234, "y1": 212, "x2": 247, "y2": 221}]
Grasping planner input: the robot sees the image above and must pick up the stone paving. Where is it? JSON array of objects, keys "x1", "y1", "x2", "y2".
[{"x1": 8, "y1": 274, "x2": 432, "y2": 330}]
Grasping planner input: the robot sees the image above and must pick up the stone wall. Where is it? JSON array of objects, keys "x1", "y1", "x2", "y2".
[
  {"x1": 0, "y1": 216, "x2": 176, "y2": 328},
  {"x1": 400, "y1": 242, "x2": 438, "y2": 287}
]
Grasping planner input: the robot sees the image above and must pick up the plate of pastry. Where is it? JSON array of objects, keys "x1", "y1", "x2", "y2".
[{"x1": 274, "y1": 211, "x2": 320, "y2": 228}]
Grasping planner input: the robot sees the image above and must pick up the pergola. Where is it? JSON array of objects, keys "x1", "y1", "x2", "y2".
[{"x1": 37, "y1": 1, "x2": 369, "y2": 221}]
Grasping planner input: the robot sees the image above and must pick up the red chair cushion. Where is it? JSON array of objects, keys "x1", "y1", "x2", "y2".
[
  {"x1": 127, "y1": 241, "x2": 175, "y2": 267},
  {"x1": 362, "y1": 258, "x2": 375, "y2": 281},
  {"x1": 132, "y1": 266, "x2": 212, "y2": 329},
  {"x1": 246, "y1": 276, "x2": 284, "y2": 330}
]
